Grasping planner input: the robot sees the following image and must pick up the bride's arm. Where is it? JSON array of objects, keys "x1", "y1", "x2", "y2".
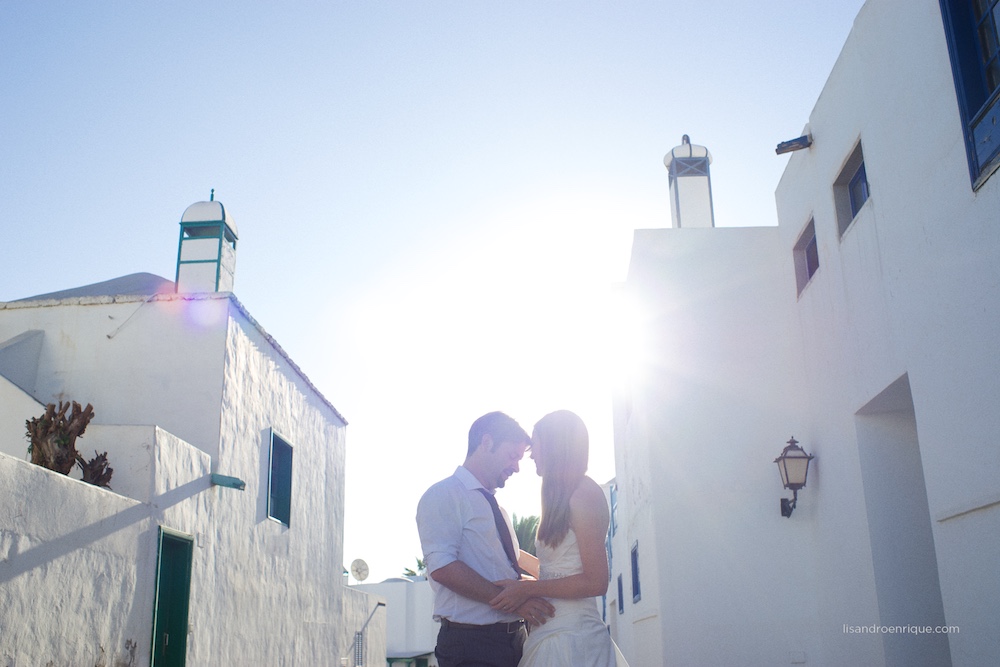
[
  {"x1": 490, "y1": 478, "x2": 610, "y2": 609},
  {"x1": 518, "y1": 549, "x2": 540, "y2": 580}
]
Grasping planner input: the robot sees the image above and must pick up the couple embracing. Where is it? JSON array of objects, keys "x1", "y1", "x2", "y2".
[{"x1": 416, "y1": 411, "x2": 628, "y2": 667}]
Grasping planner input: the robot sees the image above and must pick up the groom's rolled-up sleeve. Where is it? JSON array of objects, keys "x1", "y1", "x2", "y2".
[{"x1": 417, "y1": 482, "x2": 463, "y2": 575}]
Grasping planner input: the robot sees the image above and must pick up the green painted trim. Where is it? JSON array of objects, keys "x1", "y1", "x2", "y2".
[
  {"x1": 158, "y1": 526, "x2": 194, "y2": 540},
  {"x1": 179, "y1": 224, "x2": 224, "y2": 238},
  {"x1": 267, "y1": 428, "x2": 294, "y2": 527},
  {"x1": 211, "y1": 473, "x2": 246, "y2": 490},
  {"x1": 174, "y1": 213, "x2": 237, "y2": 293},
  {"x1": 176, "y1": 230, "x2": 224, "y2": 291},
  {"x1": 151, "y1": 527, "x2": 194, "y2": 667},
  {"x1": 174, "y1": 225, "x2": 185, "y2": 288}
]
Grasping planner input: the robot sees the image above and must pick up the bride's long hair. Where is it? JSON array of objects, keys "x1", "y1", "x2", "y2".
[{"x1": 534, "y1": 410, "x2": 589, "y2": 548}]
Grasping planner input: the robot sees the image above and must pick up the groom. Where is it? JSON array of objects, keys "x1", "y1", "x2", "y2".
[{"x1": 416, "y1": 411, "x2": 554, "y2": 667}]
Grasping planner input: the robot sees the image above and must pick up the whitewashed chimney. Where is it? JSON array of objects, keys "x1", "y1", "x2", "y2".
[
  {"x1": 664, "y1": 135, "x2": 715, "y2": 228},
  {"x1": 175, "y1": 190, "x2": 239, "y2": 293}
]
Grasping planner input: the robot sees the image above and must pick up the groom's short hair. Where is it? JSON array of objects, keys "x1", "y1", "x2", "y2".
[{"x1": 467, "y1": 411, "x2": 529, "y2": 457}]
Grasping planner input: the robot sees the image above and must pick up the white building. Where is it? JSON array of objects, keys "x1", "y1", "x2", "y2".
[
  {"x1": 610, "y1": 1, "x2": 1000, "y2": 666},
  {"x1": 0, "y1": 198, "x2": 386, "y2": 666},
  {"x1": 355, "y1": 576, "x2": 439, "y2": 667}
]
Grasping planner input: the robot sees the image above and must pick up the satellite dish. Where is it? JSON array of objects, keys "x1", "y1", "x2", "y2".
[{"x1": 350, "y1": 558, "x2": 369, "y2": 582}]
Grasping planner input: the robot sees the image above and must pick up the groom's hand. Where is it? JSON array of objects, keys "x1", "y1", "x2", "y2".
[{"x1": 516, "y1": 597, "x2": 555, "y2": 627}]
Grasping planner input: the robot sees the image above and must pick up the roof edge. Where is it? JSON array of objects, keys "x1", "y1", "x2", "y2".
[{"x1": 0, "y1": 291, "x2": 348, "y2": 425}]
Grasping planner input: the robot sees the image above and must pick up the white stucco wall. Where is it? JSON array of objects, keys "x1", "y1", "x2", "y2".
[
  {"x1": 615, "y1": 227, "x2": 844, "y2": 667},
  {"x1": 0, "y1": 373, "x2": 44, "y2": 460},
  {"x1": 0, "y1": 291, "x2": 381, "y2": 665},
  {"x1": 0, "y1": 295, "x2": 229, "y2": 458},
  {"x1": 342, "y1": 587, "x2": 389, "y2": 667},
  {"x1": 775, "y1": 0, "x2": 999, "y2": 664},
  {"x1": 164, "y1": 302, "x2": 381, "y2": 665},
  {"x1": 0, "y1": 425, "x2": 211, "y2": 667},
  {"x1": 356, "y1": 577, "x2": 438, "y2": 663},
  {"x1": 0, "y1": 329, "x2": 43, "y2": 396},
  {"x1": 614, "y1": 1, "x2": 998, "y2": 666},
  {"x1": 0, "y1": 451, "x2": 155, "y2": 667},
  {"x1": 83, "y1": 424, "x2": 159, "y2": 503}
]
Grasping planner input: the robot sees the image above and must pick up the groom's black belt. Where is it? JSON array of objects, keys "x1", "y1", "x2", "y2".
[{"x1": 441, "y1": 618, "x2": 525, "y2": 634}]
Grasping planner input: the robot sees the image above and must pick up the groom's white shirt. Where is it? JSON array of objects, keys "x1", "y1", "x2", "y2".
[{"x1": 417, "y1": 465, "x2": 522, "y2": 624}]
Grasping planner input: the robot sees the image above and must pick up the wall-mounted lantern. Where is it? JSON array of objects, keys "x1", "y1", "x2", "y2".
[
  {"x1": 774, "y1": 437, "x2": 814, "y2": 518},
  {"x1": 775, "y1": 134, "x2": 813, "y2": 155}
]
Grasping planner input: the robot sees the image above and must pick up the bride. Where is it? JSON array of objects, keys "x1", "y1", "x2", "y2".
[{"x1": 490, "y1": 410, "x2": 628, "y2": 667}]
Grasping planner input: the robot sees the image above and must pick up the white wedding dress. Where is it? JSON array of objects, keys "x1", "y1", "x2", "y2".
[{"x1": 519, "y1": 529, "x2": 628, "y2": 667}]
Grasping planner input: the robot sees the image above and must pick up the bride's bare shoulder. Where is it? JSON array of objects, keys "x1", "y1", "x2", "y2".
[{"x1": 570, "y1": 476, "x2": 610, "y2": 517}]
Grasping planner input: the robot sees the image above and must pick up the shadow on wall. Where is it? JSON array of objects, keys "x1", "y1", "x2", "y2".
[{"x1": 0, "y1": 472, "x2": 211, "y2": 584}]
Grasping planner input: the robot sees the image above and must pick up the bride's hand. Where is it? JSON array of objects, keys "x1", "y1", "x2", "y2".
[{"x1": 490, "y1": 579, "x2": 532, "y2": 612}]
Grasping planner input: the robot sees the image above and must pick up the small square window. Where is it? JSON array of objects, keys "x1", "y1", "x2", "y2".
[
  {"x1": 268, "y1": 431, "x2": 293, "y2": 526},
  {"x1": 630, "y1": 542, "x2": 641, "y2": 603},
  {"x1": 833, "y1": 142, "x2": 870, "y2": 236},
  {"x1": 793, "y1": 218, "x2": 819, "y2": 295}
]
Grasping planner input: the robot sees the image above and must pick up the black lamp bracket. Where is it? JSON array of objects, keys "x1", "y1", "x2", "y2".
[{"x1": 781, "y1": 488, "x2": 799, "y2": 518}]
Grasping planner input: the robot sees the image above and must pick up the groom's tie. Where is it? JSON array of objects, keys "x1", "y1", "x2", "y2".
[{"x1": 476, "y1": 488, "x2": 525, "y2": 579}]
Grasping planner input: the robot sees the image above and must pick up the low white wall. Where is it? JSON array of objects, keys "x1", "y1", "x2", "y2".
[
  {"x1": 357, "y1": 578, "x2": 438, "y2": 660},
  {"x1": 0, "y1": 451, "x2": 156, "y2": 667},
  {"x1": 343, "y1": 587, "x2": 388, "y2": 667},
  {"x1": 83, "y1": 424, "x2": 156, "y2": 503},
  {"x1": 0, "y1": 427, "x2": 213, "y2": 667}
]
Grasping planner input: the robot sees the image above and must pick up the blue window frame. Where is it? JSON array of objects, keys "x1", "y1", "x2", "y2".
[
  {"x1": 669, "y1": 156, "x2": 710, "y2": 178},
  {"x1": 630, "y1": 541, "x2": 641, "y2": 603},
  {"x1": 268, "y1": 431, "x2": 293, "y2": 526},
  {"x1": 941, "y1": 0, "x2": 1000, "y2": 187},
  {"x1": 848, "y1": 162, "x2": 870, "y2": 217},
  {"x1": 834, "y1": 142, "x2": 869, "y2": 236},
  {"x1": 793, "y1": 218, "x2": 819, "y2": 295},
  {"x1": 605, "y1": 530, "x2": 613, "y2": 581},
  {"x1": 805, "y1": 231, "x2": 820, "y2": 280},
  {"x1": 610, "y1": 483, "x2": 618, "y2": 536}
]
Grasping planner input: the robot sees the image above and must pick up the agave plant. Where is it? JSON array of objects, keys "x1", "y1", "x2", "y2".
[
  {"x1": 512, "y1": 514, "x2": 540, "y2": 557},
  {"x1": 403, "y1": 557, "x2": 427, "y2": 578}
]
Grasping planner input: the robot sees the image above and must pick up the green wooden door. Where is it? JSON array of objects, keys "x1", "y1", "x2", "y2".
[{"x1": 151, "y1": 528, "x2": 193, "y2": 667}]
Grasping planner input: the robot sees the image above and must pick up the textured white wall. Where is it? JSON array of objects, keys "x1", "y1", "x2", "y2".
[
  {"x1": 0, "y1": 374, "x2": 44, "y2": 459},
  {"x1": 775, "y1": 0, "x2": 1000, "y2": 664},
  {"x1": 0, "y1": 451, "x2": 154, "y2": 667},
  {"x1": 0, "y1": 295, "x2": 381, "y2": 665},
  {"x1": 0, "y1": 296, "x2": 228, "y2": 458},
  {"x1": 612, "y1": 4, "x2": 997, "y2": 662},
  {"x1": 0, "y1": 426, "x2": 211, "y2": 667},
  {"x1": 616, "y1": 227, "x2": 829, "y2": 666},
  {"x1": 615, "y1": 0, "x2": 1000, "y2": 662},
  {"x1": 166, "y1": 304, "x2": 379, "y2": 665}
]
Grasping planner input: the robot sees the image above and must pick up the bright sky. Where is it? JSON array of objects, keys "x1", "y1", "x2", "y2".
[{"x1": 1, "y1": 1, "x2": 865, "y2": 583}]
